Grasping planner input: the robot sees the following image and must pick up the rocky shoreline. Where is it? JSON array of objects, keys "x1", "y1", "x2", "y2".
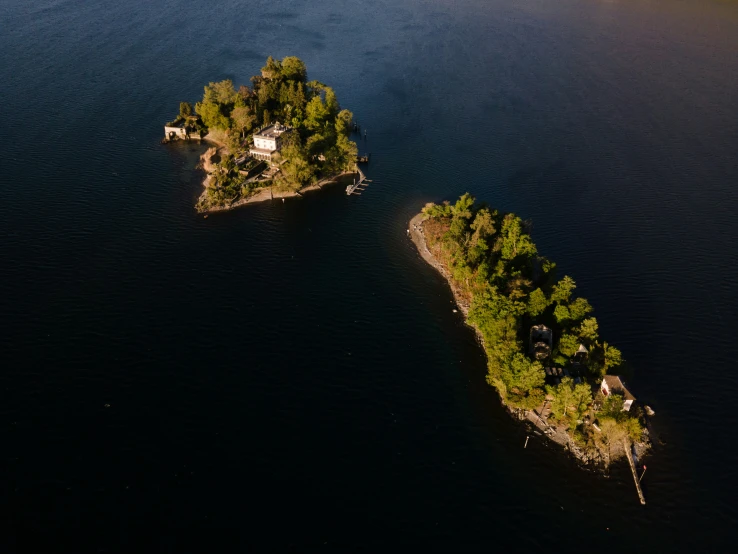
[
  {"x1": 408, "y1": 212, "x2": 648, "y2": 469},
  {"x1": 195, "y1": 146, "x2": 356, "y2": 214}
]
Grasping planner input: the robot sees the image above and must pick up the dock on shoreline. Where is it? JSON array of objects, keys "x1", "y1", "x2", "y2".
[
  {"x1": 346, "y1": 166, "x2": 368, "y2": 195},
  {"x1": 624, "y1": 440, "x2": 647, "y2": 505}
]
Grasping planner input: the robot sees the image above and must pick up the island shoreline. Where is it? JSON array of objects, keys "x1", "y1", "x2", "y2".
[
  {"x1": 408, "y1": 212, "x2": 644, "y2": 469},
  {"x1": 195, "y1": 164, "x2": 357, "y2": 214}
]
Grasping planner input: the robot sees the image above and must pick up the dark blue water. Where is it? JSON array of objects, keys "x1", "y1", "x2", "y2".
[{"x1": 3, "y1": 0, "x2": 738, "y2": 550}]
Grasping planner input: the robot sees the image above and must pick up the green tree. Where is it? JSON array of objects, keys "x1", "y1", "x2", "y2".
[
  {"x1": 261, "y1": 56, "x2": 282, "y2": 79},
  {"x1": 335, "y1": 134, "x2": 358, "y2": 170},
  {"x1": 335, "y1": 109, "x2": 353, "y2": 137},
  {"x1": 179, "y1": 101, "x2": 193, "y2": 117},
  {"x1": 195, "y1": 101, "x2": 230, "y2": 130},
  {"x1": 501, "y1": 352, "x2": 544, "y2": 394},
  {"x1": 568, "y1": 297, "x2": 593, "y2": 323},
  {"x1": 422, "y1": 202, "x2": 452, "y2": 218},
  {"x1": 554, "y1": 303, "x2": 571, "y2": 324},
  {"x1": 551, "y1": 276, "x2": 576, "y2": 304},
  {"x1": 498, "y1": 214, "x2": 537, "y2": 261},
  {"x1": 527, "y1": 288, "x2": 549, "y2": 317},
  {"x1": 470, "y1": 209, "x2": 496, "y2": 245},
  {"x1": 594, "y1": 417, "x2": 627, "y2": 463},
  {"x1": 451, "y1": 193, "x2": 475, "y2": 219},
  {"x1": 280, "y1": 56, "x2": 307, "y2": 82},
  {"x1": 623, "y1": 417, "x2": 643, "y2": 442},
  {"x1": 274, "y1": 137, "x2": 314, "y2": 191},
  {"x1": 305, "y1": 95, "x2": 329, "y2": 131},
  {"x1": 324, "y1": 87, "x2": 340, "y2": 119},
  {"x1": 557, "y1": 333, "x2": 579, "y2": 358},
  {"x1": 603, "y1": 342, "x2": 623, "y2": 371},
  {"x1": 230, "y1": 106, "x2": 256, "y2": 137},
  {"x1": 577, "y1": 317, "x2": 599, "y2": 341},
  {"x1": 203, "y1": 79, "x2": 239, "y2": 106},
  {"x1": 547, "y1": 377, "x2": 591, "y2": 423}
]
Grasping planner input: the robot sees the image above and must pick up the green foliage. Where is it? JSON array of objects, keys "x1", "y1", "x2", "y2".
[
  {"x1": 231, "y1": 106, "x2": 256, "y2": 136},
  {"x1": 498, "y1": 214, "x2": 537, "y2": 261},
  {"x1": 595, "y1": 396, "x2": 643, "y2": 445},
  {"x1": 190, "y1": 56, "x2": 358, "y2": 209},
  {"x1": 324, "y1": 87, "x2": 340, "y2": 119},
  {"x1": 541, "y1": 258, "x2": 556, "y2": 277},
  {"x1": 334, "y1": 133, "x2": 358, "y2": 170},
  {"x1": 273, "y1": 136, "x2": 315, "y2": 192},
  {"x1": 195, "y1": 80, "x2": 240, "y2": 130},
  {"x1": 551, "y1": 276, "x2": 576, "y2": 304},
  {"x1": 179, "y1": 101, "x2": 193, "y2": 117},
  {"x1": 501, "y1": 353, "x2": 544, "y2": 395},
  {"x1": 196, "y1": 100, "x2": 230, "y2": 130},
  {"x1": 452, "y1": 193, "x2": 475, "y2": 220},
  {"x1": 335, "y1": 109, "x2": 353, "y2": 137},
  {"x1": 554, "y1": 303, "x2": 571, "y2": 324},
  {"x1": 568, "y1": 297, "x2": 593, "y2": 323},
  {"x1": 546, "y1": 377, "x2": 592, "y2": 422},
  {"x1": 203, "y1": 79, "x2": 239, "y2": 106},
  {"x1": 305, "y1": 95, "x2": 329, "y2": 131},
  {"x1": 422, "y1": 202, "x2": 453, "y2": 218},
  {"x1": 419, "y1": 194, "x2": 641, "y2": 445},
  {"x1": 577, "y1": 317, "x2": 599, "y2": 341},
  {"x1": 557, "y1": 333, "x2": 580, "y2": 358},
  {"x1": 603, "y1": 342, "x2": 623, "y2": 371},
  {"x1": 594, "y1": 417, "x2": 627, "y2": 453},
  {"x1": 526, "y1": 288, "x2": 549, "y2": 317},
  {"x1": 261, "y1": 56, "x2": 282, "y2": 79},
  {"x1": 280, "y1": 56, "x2": 307, "y2": 82},
  {"x1": 623, "y1": 416, "x2": 644, "y2": 442}
]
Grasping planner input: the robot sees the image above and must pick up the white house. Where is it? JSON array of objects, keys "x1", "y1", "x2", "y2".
[
  {"x1": 249, "y1": 122, "x2": 291, "y2": 162},
  {"x1": 600, "y1": 375, "x2": 636, "y2": 411}
]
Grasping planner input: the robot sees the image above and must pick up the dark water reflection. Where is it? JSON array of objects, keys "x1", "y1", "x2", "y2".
[{"x1": 2, "y1": 0, "x2": 737, "y2": 550}]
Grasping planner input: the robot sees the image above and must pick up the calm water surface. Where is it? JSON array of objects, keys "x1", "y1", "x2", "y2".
[{"x1": 2, "y1": 0, "x2": 738, "y2": 550}]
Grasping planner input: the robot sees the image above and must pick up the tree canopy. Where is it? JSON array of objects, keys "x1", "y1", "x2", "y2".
[
  {"x1": 420, "y1": 194, "x2": 644, "y2": 461},
  {"x1": 191, "y1": 56, "x2": 359, "y2": 208}
]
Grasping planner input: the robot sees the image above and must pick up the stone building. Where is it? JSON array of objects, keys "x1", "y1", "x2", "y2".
[{"x1": 249, "y1": 122, "x2": 291, "y2": 162}]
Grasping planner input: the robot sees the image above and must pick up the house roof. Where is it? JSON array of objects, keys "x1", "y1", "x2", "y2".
[
  {"x1": 602, "y1": 375, "x2": 636, "y2": 402},
  {"x1": 254, "y1": 122, "x2": 291, "y2": 139}
]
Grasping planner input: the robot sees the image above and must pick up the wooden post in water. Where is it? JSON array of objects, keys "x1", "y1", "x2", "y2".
[{"x1": 624, "y1": 440, "x2": 646, "y2": 505}]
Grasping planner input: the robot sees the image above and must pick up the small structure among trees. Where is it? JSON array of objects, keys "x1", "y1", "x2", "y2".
[
  {"x1": 419, "y1": 193, "x2": 648, "y2": 464},
  {"x1": 163, "y1": 102, "x2": 206, "y2": 141},
  {"x1": 600, "y1": 375, "x2": 636, "y2": 411},
  {"x1": 530, "y1": 324, "x2": 552, "y2": 361},
  {"x1": 167, "y1": 56, "x2": 359, "y2": 211},
  {"x1": 249, "y1": 122, "x2": 292, "y2": 161}
]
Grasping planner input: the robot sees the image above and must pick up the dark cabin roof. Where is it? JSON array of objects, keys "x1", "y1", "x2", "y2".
[{"x1": 602, "y1": 375, "x2": 635, "y2": 402}]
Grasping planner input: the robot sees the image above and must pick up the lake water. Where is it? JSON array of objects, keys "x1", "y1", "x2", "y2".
[{"x1": 2, "y1": 0, "x2": 738, "y2": 550}]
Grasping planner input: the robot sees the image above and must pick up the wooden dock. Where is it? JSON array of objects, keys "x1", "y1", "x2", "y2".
[
  {"x1": 624, "y1": 440, "x2": 646, "y2": 505},
  {"x1": 346, "y1": 166, "x2": 369, "y2": 195}
]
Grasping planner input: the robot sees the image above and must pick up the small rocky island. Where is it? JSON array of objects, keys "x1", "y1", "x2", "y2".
[
  {"x1": 164, "y1": 56, "x2": 360, "y2": 213},
  {"x1": 411, "y1": 194, "x2": 652, "y2": 500}
]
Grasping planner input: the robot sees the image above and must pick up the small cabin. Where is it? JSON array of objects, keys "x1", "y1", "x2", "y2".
[
  {"x1": 600, "y1": 375, "x2": 636, "y2": 411},
  {"x1": 530, "y1": 324, "x2": 553, "y2": 360}
]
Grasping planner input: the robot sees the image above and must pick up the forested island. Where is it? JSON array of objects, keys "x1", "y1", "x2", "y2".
[
  {"x1": 410, "y1": 195, "x2": 651, "y2": 471},
  {"x1": 165, "y1": 56, "x2": 359, "y2": 212}
]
